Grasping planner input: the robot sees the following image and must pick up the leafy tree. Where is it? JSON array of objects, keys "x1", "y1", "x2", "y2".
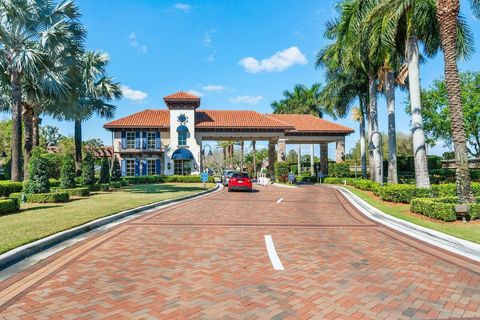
[
  {"x1": 98, "y1": 157, "x2": 110, "y2": 184},
  {"x1": 418, "y1": 72, "x2": 480, "y2": 158},
  {"x1": 81, "y1": 153, "x2": 96, "y2": 186},
  {"x1": 41, "y1": 126, "x2": 63, "y2": 147},
  {"x1": 60, "y1": 155, "x2": 76, "y2": 189},
  {"x1": 111, "y1": 156, "x2": 122, "y2": 181},
  {"x1": 24, "y1": 150, "x2": 50, "y2": 194}
]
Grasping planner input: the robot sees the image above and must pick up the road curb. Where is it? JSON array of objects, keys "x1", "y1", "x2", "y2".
[
  {"x1": 0, "y1": 183, "x2": 221, "y2": 271},
  {"x1": 332, "y1": 185, "x2": 480, "y2": 262},
  {"x1": 272, "y1": 183, "x2": 298, "y2": 188}
]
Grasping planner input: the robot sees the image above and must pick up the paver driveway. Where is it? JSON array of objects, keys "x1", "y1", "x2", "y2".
[{"x1": 0, "y1": 185, "x2": 479, "y2": 320}]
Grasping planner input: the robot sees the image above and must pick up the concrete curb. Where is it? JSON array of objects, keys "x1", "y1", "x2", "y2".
[
  {"x1": 332, "y1": 185, "x2": 480, "y2": 262},
  {"x1": 272, "y1": 183, "x2": 298, "y2": 188},
  {"x1": 0, "y1": 183, "x2": 221, "y2": 271}
]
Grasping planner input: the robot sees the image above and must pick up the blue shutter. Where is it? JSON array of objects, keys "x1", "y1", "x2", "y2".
[
  {"x1": 142, "y1": 131, "x2": 147, "y2": 149},
  {"x1": 135, "y1": 131, "x2": 140, "y2": 149},
  {"x1": 121, "y1": 131, "x2": 126, "y2": 150},
  {"x1": 121, "y1": 159, "x2": 126, "y2": 176},
  {"x1": 155, "y1": 159, "x2": 161, "y2": 175},
  {"x1": 155, "y1": 132, "x2": 161, "y2": 150},
  {"x1": 141, "y1": 160, "x2": 147, "y2": 176},
  {"x1": 134, "y1": 158, "x2": 140, "y2": 176}
]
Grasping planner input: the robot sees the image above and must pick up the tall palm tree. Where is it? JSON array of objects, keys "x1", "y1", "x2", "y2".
[
  {"x1": 372, "y1": 0, "x2": 472, "y2": 188},
  {"x1": 0, "y1": 0, "x2": 85, "y2": 181},
  {"x1": 435, "y1": 0, "x2": 478, "y2": 202},
  {"x1": 52, "y1": 51, "x2": 122, "y2": 172}
]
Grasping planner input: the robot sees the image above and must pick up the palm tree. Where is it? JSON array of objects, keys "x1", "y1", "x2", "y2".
[
  {"x1": 52, "y1": 51, "x2": 122, "y2": 172},
  {"x1": 435, "y1": 0, "x2": 478, "y2": 202},
  {"x1": 0, "y1": 0, "x2": 85, "y2": 181}
]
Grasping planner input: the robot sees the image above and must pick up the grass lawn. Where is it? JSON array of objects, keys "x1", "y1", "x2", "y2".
[
  {"x1": 0, "y1": 183, "x2": 216, "y2": 254},
  {"x1": 344, "y1": 186, "x2": 480, "y2": 244}
]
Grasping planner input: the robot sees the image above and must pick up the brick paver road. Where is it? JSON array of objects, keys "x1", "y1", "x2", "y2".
[{"x1": 0, "y1": 185, "x2": 479, "y2": 319}]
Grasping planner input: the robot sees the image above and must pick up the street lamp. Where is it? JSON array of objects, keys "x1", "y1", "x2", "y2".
[
  {"x1": 200, "y1": 144, "x2": 213, "y2": 172},
  {"x1": 369, "y1": 131, "x2": 383, "y2": 184},
  {"x1": 349, "y1": 148, "x2": 357, "y2": 179}
]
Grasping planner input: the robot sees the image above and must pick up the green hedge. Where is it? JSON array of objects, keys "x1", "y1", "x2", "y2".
[
  {"x1": 10, "y1": 192, "x2": 70, "y2": 203},
  {"x1": 0, "y1": 198, "x2": 20, "y2": 215},
  {"x1": 55, "y1": 187, "x2": 90, "y2": 197},
  {"x1": 0, "y1": 181, "x2": 23, "y2": 197},
  {"x1": 352, "y1": 179, "x2": 381, "y2": 193},
  {"x1": 274, "y1": 162, "x2": 290, "y2": 183},
  {"x1": 110, "y1": 181, "x2": 122, "y2": 189},
  {"x1": 410, "y1": 197, "x2": 480, "y2": 221},
  {"x1": 123, "y1": 175, "x2": 215, "y2": 184},
  {"x1": 328, "y1": 163, "x2": 351, "y2": 178},
  {"x1": 49, "y1": 178, "x2": 61, "y2": 188},
  {"x1": 379, "y1": 184, "x2": 433, "y2": 203},
  {"x1": 323, "y1": 177, "x2": 358, "y2": 185}
]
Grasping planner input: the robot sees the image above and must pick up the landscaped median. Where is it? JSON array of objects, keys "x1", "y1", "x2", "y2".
[
  {"x1": 0, "y1": 182, "x2": 216, "y2": 254},
  {"x1": 324, "y1": 177, "x2": 480, "y2": 243}
]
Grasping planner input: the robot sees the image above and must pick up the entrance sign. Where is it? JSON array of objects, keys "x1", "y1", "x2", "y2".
[
  {"x1": 201, "y1": 172, "x2": 209, "y2": 188},
  {"x1": 288, "y1": 173, "x2": 295, "y2": 184}
]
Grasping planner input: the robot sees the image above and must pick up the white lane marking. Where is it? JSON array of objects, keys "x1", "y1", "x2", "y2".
[
  {"x1": 276, "y1": 198, "x2": 284, "y2": 203},
  {"x1": 264, "y1": 235, "x2": 284, "y2": 271}
]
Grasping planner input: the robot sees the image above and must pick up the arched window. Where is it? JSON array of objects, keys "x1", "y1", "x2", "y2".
[{"x1": 177, "y1": 125, "x2": 189, "y2": 146}]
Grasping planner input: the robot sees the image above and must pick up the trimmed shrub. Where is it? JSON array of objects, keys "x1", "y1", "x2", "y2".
[
  {"x1": 10, "y1": 192, "x2": 69, "y2": 203},
  {"x1": 379, "y1": 184, "x2": 432, "y2": 203},
  {"x1": 56, "y1": 187, "x2": 90, "y2": 197},
  {"x1": 81, "y1": 153, "x2": 96, "y2": 186},
  {"x1": 352, "y1": 179, "x2": 381, "y2": 193},
  {"x1": 88, "y1": 184, "x2": 101, "y2": 192},
  {"x1": 328, "y1": 163, "x2": 350, "y2": 178},
  {"x1": 24, "y1": 154, "x2": 50, "y2": 194},
  {"x1": 410, "y1": 198, "x2": 457, "y2": 222},
  {"x1": 111, "y1": 156, "x2": 122, "y2": 182},
  {"x1": 274, "y1": 162, "x2": 290, "y2": 183},
  {"x1": 110, "y1": 181, "x2": 122, "y2": 189},
  {"x1": 60, "y1": 156, "x2": 76, "y2": 189},
  {"x1": 99, "y1": 183, "x2": 110, "y2": 191},
  {"x1": 0, "y1": 198, "x2": 20, "y2": 215},
  {"x1": 49, "y1": 178, "x2": 61, "y2": 188},
  {"x1": 98, "y1": 157, "x2": 110, "y2": 184},
  {"x1": 0, "y1": 181, "x2": 23, "y2": 197}
]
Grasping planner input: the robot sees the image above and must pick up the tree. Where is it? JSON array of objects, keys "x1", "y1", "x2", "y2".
[
  {"x1": 435, "y1": 0, "x2": 477, "y2": 202},
  {"x1": 0, "y1": 0, "x2": 85, "y2": 181},
  {"x1": 41, "y1": 126, "x2": 63, "y2": 148},
  {"x1": 51, "y1": 51, "x2": 122, "y2": 172},
  {"x1": 418, "y1": 72, "x2": 480, "y2": 158},
  {"x1": 111, "y1": 156, "x2": 122, "y2": 181},
  {"x1": 24, "y1": 151, "x2": 50, "y2": 194},
  {"x1": 60, "y1": 155, "x2": 76, "y2": 189},
  {"x1": 98, "y1": 157, "x2": 110, "y2": 184},
  {"x1": 372, "y1": 0, "x2": 472, "y2": 188},
  {"x1": 81, "y1": 153, "x2": 96, "y2": 186}
]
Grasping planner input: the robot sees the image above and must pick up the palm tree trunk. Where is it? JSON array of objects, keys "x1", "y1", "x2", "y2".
[
  {"x1": 407, "y1": 36, "x2": 431, "y2": 188},
  {"x1": 10, "y1": 72, "x2": 23, "y2": 182},
  {"x1": 74, "y1": 118, "x2": 82, "y2": 174},
  {"x1": 223, "y1": 145, "x2": 227, "y2": 168},
  {"x1": 252, "y1": 141, "x2": 257, "y2": 179},
  {"x1": 23, "y1": 102, "x2": 34, "y2": 180},
  {"x1": 310, "y1": 144, "x2": 314, "y2": 176},
  {"x1": 369, "y1": 74, "x2": 383, "y2": 184},
  {"x1": 385, "y1": 71, "x2": 398, "y2": 184},
  {"x1": 437, "y1": 0, "x2": 474, "y2": 202},
  {"x1": 366, "y1": 97, "x2": 375, "y2": 181},
  {"x1": 32, "y1": 110, "x2": 41, "y2": 147},
  {"x1": 297, "y1": 144, "x2": 301, "y2": 175},
  {"x1": 359, "y1": 95, "x2": 367, "y2": 178}
]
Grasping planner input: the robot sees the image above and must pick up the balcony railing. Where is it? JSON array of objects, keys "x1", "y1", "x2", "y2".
[{"x1": 118, "y1": 141, "x2": 162, "y2": 152}]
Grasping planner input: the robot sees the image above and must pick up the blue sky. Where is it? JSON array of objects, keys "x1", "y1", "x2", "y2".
[{"x1": 9, "y1": 0, "x2": 480, "y2": 156}]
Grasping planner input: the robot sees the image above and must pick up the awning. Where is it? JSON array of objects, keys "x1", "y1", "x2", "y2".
[{"x1": 172, "y1": 148, "x2": 194, "y2": 160}]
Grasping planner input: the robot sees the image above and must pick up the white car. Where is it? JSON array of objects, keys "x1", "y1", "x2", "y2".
[{"x1": 222, "y1": 170, "x2": 237, "y2": 186}]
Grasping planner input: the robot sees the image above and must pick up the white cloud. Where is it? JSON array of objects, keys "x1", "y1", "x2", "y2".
[
  {"x1": 202, "y1": 85, "x2": 227, "y2": 92},
  {"x1": 140, "y1": 45, "x2": 148, "y2": 54},
  {"x1": 239, "y1": 46, "x2": 308, "y2": 73},
  {"x1": 229, "y1": 95, "x2": 263, "y2": 105},
  {"x1": 187, "y1": 89, "x2": 204, "y2": 97},
  {"x1": 121, "y1": 86, "x2": 148, "y2": 101},
  {"x1": 127, "y1": 32, "x2": 148, "y2": 54},
  {"x1": 174, "y1": 3, "x2": 191, "y2": 12}
]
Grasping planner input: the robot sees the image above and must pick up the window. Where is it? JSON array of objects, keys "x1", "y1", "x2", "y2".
[
  {"x1": 147, "y1": 159, "x2": 156, "y2": 175},
  {"x1": 146, "y1": 132, "x2": 156, "y2": 149},
  {"x1": 174, "y1": 160, "x2": 191, "y2": 175},
  {"x1": 126, "y1": 131, "x2": 135, "y2": 149},
  {"x1": 126, "y1": 159, "x2": 135, "y2": 176},
  {"x1": 177, "y1": 125, "x2": 188, "y2": 146}
]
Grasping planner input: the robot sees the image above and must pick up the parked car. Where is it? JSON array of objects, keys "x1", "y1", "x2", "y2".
[
  {"x1": 228, "y1": 172, "x2": 253, "y2": 192},
  {"x1": 222, "y1": 170, "x2": 236, "y2": 186}
]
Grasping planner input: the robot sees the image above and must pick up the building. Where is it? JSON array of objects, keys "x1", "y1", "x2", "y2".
[{"x1": 104, "y1": 91, "x2": 354, "y2": 177}]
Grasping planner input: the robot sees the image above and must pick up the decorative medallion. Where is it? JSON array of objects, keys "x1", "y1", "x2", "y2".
[{"x1": 177, "y1": 113, "x2": 188, "y2": 124}]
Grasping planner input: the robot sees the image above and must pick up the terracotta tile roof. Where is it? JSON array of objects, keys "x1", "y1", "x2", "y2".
[
  {"x1": 267, "y1": 114, "x2": 354, "y2": 133},
  {"x1": 163, "y1": 91, "x2": 200, "y2": 101},
  {"x1": 104, "y1": 110, "x2": 169, "y2": 128},
  {"x1": 195, "y1": 110, "x2": 293, "y2": 129}
]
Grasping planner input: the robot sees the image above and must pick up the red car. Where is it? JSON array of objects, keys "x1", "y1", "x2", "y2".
[{"x1": 228, "y1": 172, "x2": 253, "y2": 192}]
